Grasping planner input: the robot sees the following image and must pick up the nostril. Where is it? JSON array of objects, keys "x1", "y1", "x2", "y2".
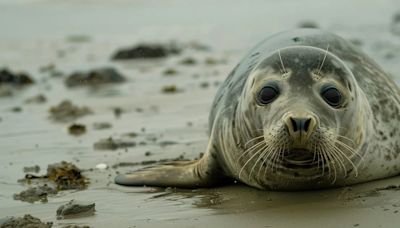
[
  {"x1": 303, "y1": 118, "x2": 312, "y2": 132},
  {"x1": 290, "y1": 117, "x2": 298, "y2": 132}
]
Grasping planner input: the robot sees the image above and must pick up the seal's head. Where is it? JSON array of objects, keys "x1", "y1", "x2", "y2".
[{"x1": 236, "y1": 46, "x2": 372, "y2": 189}]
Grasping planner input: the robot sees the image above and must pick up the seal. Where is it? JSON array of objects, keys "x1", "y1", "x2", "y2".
[{"x1": 115, "y1": 29, "x2": 400, "y2": 190}]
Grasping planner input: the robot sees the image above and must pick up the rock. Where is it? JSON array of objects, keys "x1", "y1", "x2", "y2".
[
  {"x1": 0, "y1": 214, "x2": 52, "y2": 228},
  {"x1": 24, "y1": 94, "x2": 47, "y2": 104},
  {"x1": 10, "y1": 107, "x2": 22, "y2": 112},
  {"x1": 93, "y1": 137, "x2": 136, "y2": 150},
  {"x1": 297, "y1": 20, "x2": 319, "y2": 28},
  {"x1": 161, "y1": 85, "x2": 182, "y2": 94},
  {"x1": 112, "y1": 43, "x2": 181, "y2": 60},
  {"x1": 113, "y1": 107, "x2": 123, "y2": 118},
  {"x1": 56, "y1": 200, "x2": 95, "y2": 220},
  {"x1": 62, "y1": 225, "x2": 90, "y2": 228},
  {"x1": 179, "y1": 57, "x2": 197, "y2": 65},
  {"x1": 49, "y1": 100, "x2": 92, "y2": 122},
  {"x1": 23, "y1": 165, "x2": 40, "y2": 173},
  {"x1": 68, "y1": 124, "x2": 86, "y2": 136},
  {"x1": 65, "y1": 67, "x2": 126, "y2": 87},
  {"x1": 0, "y1": 68, "x2": 34, "y2": 87},
  {"x1": 13, "y1": 185, "x2": 57, "y2": 203},
  {"x1": 92, "y1": 122, "x2": 112, "y2": 130},
  {"x1": 163, "y1": 68, "x2": 178, "y2": 76},
  {"x1": 204, "y1": 57, "x2": 218, "y2": 65}
]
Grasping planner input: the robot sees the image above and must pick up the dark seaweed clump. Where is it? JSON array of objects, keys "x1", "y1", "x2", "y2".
[
  {"x1": 112, "y1": 43, "x2": 181, "y2": 60},
  {"x1": 0, "y1": 68, "x2": 34, "y2": 86},
  {"x1": 65, "y1": 67, "x2": 125, "y2": 87},
  {"x1": 49, "y1": 100, "x2": 92, "y2": 122},
  {"x1": 46, "y1": 161, "x2": 88, "y2": 190}
]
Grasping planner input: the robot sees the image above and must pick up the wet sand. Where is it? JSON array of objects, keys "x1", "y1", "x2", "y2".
[{"x1": 1, "y1": 0, "x2": 400, "y2": 227}]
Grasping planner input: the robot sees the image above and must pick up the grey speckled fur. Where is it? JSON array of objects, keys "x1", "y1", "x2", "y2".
[{"x1": 115, "y1": 29, "x2": 400, "y2": 190}]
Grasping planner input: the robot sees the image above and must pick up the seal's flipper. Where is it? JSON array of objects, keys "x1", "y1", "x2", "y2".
[{"x1": 114, "y1": 153, "x2": 225, "y2": 188}]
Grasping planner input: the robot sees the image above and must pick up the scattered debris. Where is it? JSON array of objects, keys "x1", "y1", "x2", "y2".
[
  {"x1": 123, "y1": 132, "x2": 138, "y2": 138},
  {"x1": 68, "y1": 124, "x2": 86, "y2": 136},
  {"x1": 297, "y1": 20, "x2": 319, "y2": 28},
  {"x1": 17, "y1": 162, "x2": 88, "y2": 203},
  {"x1": 186, "y1": 41, "x2": 211, "y2": 51},
  {"x1": 163, "y1": 68, "x2": 178, "y2": 76},
  {"x1": 0, "y1": 214, "x2": 53, "y2": 228},
  {"x1": 93, "y1": 137, "x2": 136, "y2": 150},
  {"x1": 204, "y1": 57, "x2": 218, "y2": 65},
  {"x1": 158, "y1": 141, "x2": 178, "y2": 147},
  {"x1": 179, "y1": 57, "x2": 197, "y2": 65},
  {"x1": 95, "y1": 163, "x2": 108, "y2": 170},
  {"x1": 46, "y1": 161, "x2": 88, "y2": 190},
  {"x1": 24, "y1": 94, "x2": 47, "y2": 104},
  {"x1": 0, "y1": 68, "x2": 34, "y2": 87},
  {"x1": 13, "y1": 185, "x2": 57, "y2": 203},
  {"x1": 39, "y1": 64, "x2": 56, "y2": 73},
  {"x1": 93, "y1": 122, "x2": 112, "y2": 130},
  {"x1": 10, "y1": 107, "x2": 22, "y2": 113},
  {"x1": 23, "y1": 165, "x2": 40, "y2": 173},
  {"x1": 375, "y1": 185, "x2": 400, "y2": 191},
  {"x1": 65, "y1": 67, "x2": 126, "y2": 87},
  {"x1": 161, "y1": 85, "x2": 181, "y2": 94},
  {"x1": 56, "y1": 200, "x2": 95, "y2": 220},
  {"x1": 112, "y1": 43, "x2": 181, "y2": 60},
  {"x1": 0, "y1": 87, "x2": 13, "y2": 97},
  {"x1": 62, "y1": 225, "x2": 90, "y2": 228},
  {"x1": 49, "y1": 100, "x2": 92, "y2": 122},
  {"x1": 66, "y1": 34, "x2": 92, "y2": 43},
  {"x1": 39, "y1": 64, "x2": 63, "y2": 77},
  {"x1": 200, "y1": 81, "x2": 210, "y2": 88},
  {"x1": 113, "y1": 107, "x2": 123, "y2": 118}
]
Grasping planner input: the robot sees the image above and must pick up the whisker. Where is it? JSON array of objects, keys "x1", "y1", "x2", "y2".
[
  {"x1": 333, "y1": 142, "x2": 360, "y2": 177},
  {"x1": 238, "y1": 140, "x2": 265, "y2": 161},
  {"x1": 336, "y1": 135, "x2": 356, "y2": 146},
  {"x1": 325, "y1": 146, "x2": 337, "y2": 183},
  {"x1": 249, "y1": 145, "x2": 270, "y2": 179},
  {"x1": 318, "y1": 143, "x2": 331, "y2": 176},
  {"x1": 244, "y1": 135, "x2": 265, "y2": 148},
  {"x1": 317, "y1": 44, "x2": 329, "y2": 75},
  {"x1": 335, "y1": 140, "x2": 364, "y2": 162},
  {"x1": 239, "y1": 144, "x2": 267, "y2": 179},
  {"x1": 278, "y1": 49, "x2": 287, "y2": 74},
  {"x1": 324, "y1": 141, "x2": 347, "y2": 177}
]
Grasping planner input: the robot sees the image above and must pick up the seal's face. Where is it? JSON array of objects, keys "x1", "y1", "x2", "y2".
[{"x1": 238, "y1": 46, "x2": 369, "y2": 187}]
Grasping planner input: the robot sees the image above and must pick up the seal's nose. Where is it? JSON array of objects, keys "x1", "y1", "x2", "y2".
[
  {"x1": 283, "y1": 112, "x2": 318, "y2": 145},
  {"x1": 289, "y1": 117, "x2": 312, "y2": 132}
]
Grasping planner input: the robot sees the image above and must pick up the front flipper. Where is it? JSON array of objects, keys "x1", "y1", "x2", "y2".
[{"x1": 115, "y1": 152, "x2": 226, "y2": 188}]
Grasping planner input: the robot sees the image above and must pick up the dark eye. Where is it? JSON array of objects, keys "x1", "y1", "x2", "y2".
[
  {"x1": 258, "y1": 86, "x2": 279, "y2": 104},
  {"x1": 321, "y1": 87, "x2": 342, "y2": 107}
]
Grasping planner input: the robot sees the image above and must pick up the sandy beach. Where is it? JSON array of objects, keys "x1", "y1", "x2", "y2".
[{"x1": 1, "y1": 0, "x2": 400, "y2": 227}]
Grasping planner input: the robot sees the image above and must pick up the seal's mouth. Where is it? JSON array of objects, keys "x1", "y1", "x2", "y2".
[{"x1": 283, "y1": 148, "x2": 317, "y2": 169}]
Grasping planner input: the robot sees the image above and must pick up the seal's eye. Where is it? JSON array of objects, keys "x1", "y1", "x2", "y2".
[
  {"x1": 258, "y1": 86, "x2": 279, "y2": 104},
  {"x1": 321, "y1": 87, "x2": 342, "y2": 107}
]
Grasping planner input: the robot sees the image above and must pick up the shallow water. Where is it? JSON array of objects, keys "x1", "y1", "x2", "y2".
[{"x1": 1, "y1": 0, "x2": 400, "y2": 227}]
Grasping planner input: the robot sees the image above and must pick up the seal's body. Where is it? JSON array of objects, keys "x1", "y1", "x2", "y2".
[{"x1": 115, "y1": 29, "x2": 400, "y2": 190}]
